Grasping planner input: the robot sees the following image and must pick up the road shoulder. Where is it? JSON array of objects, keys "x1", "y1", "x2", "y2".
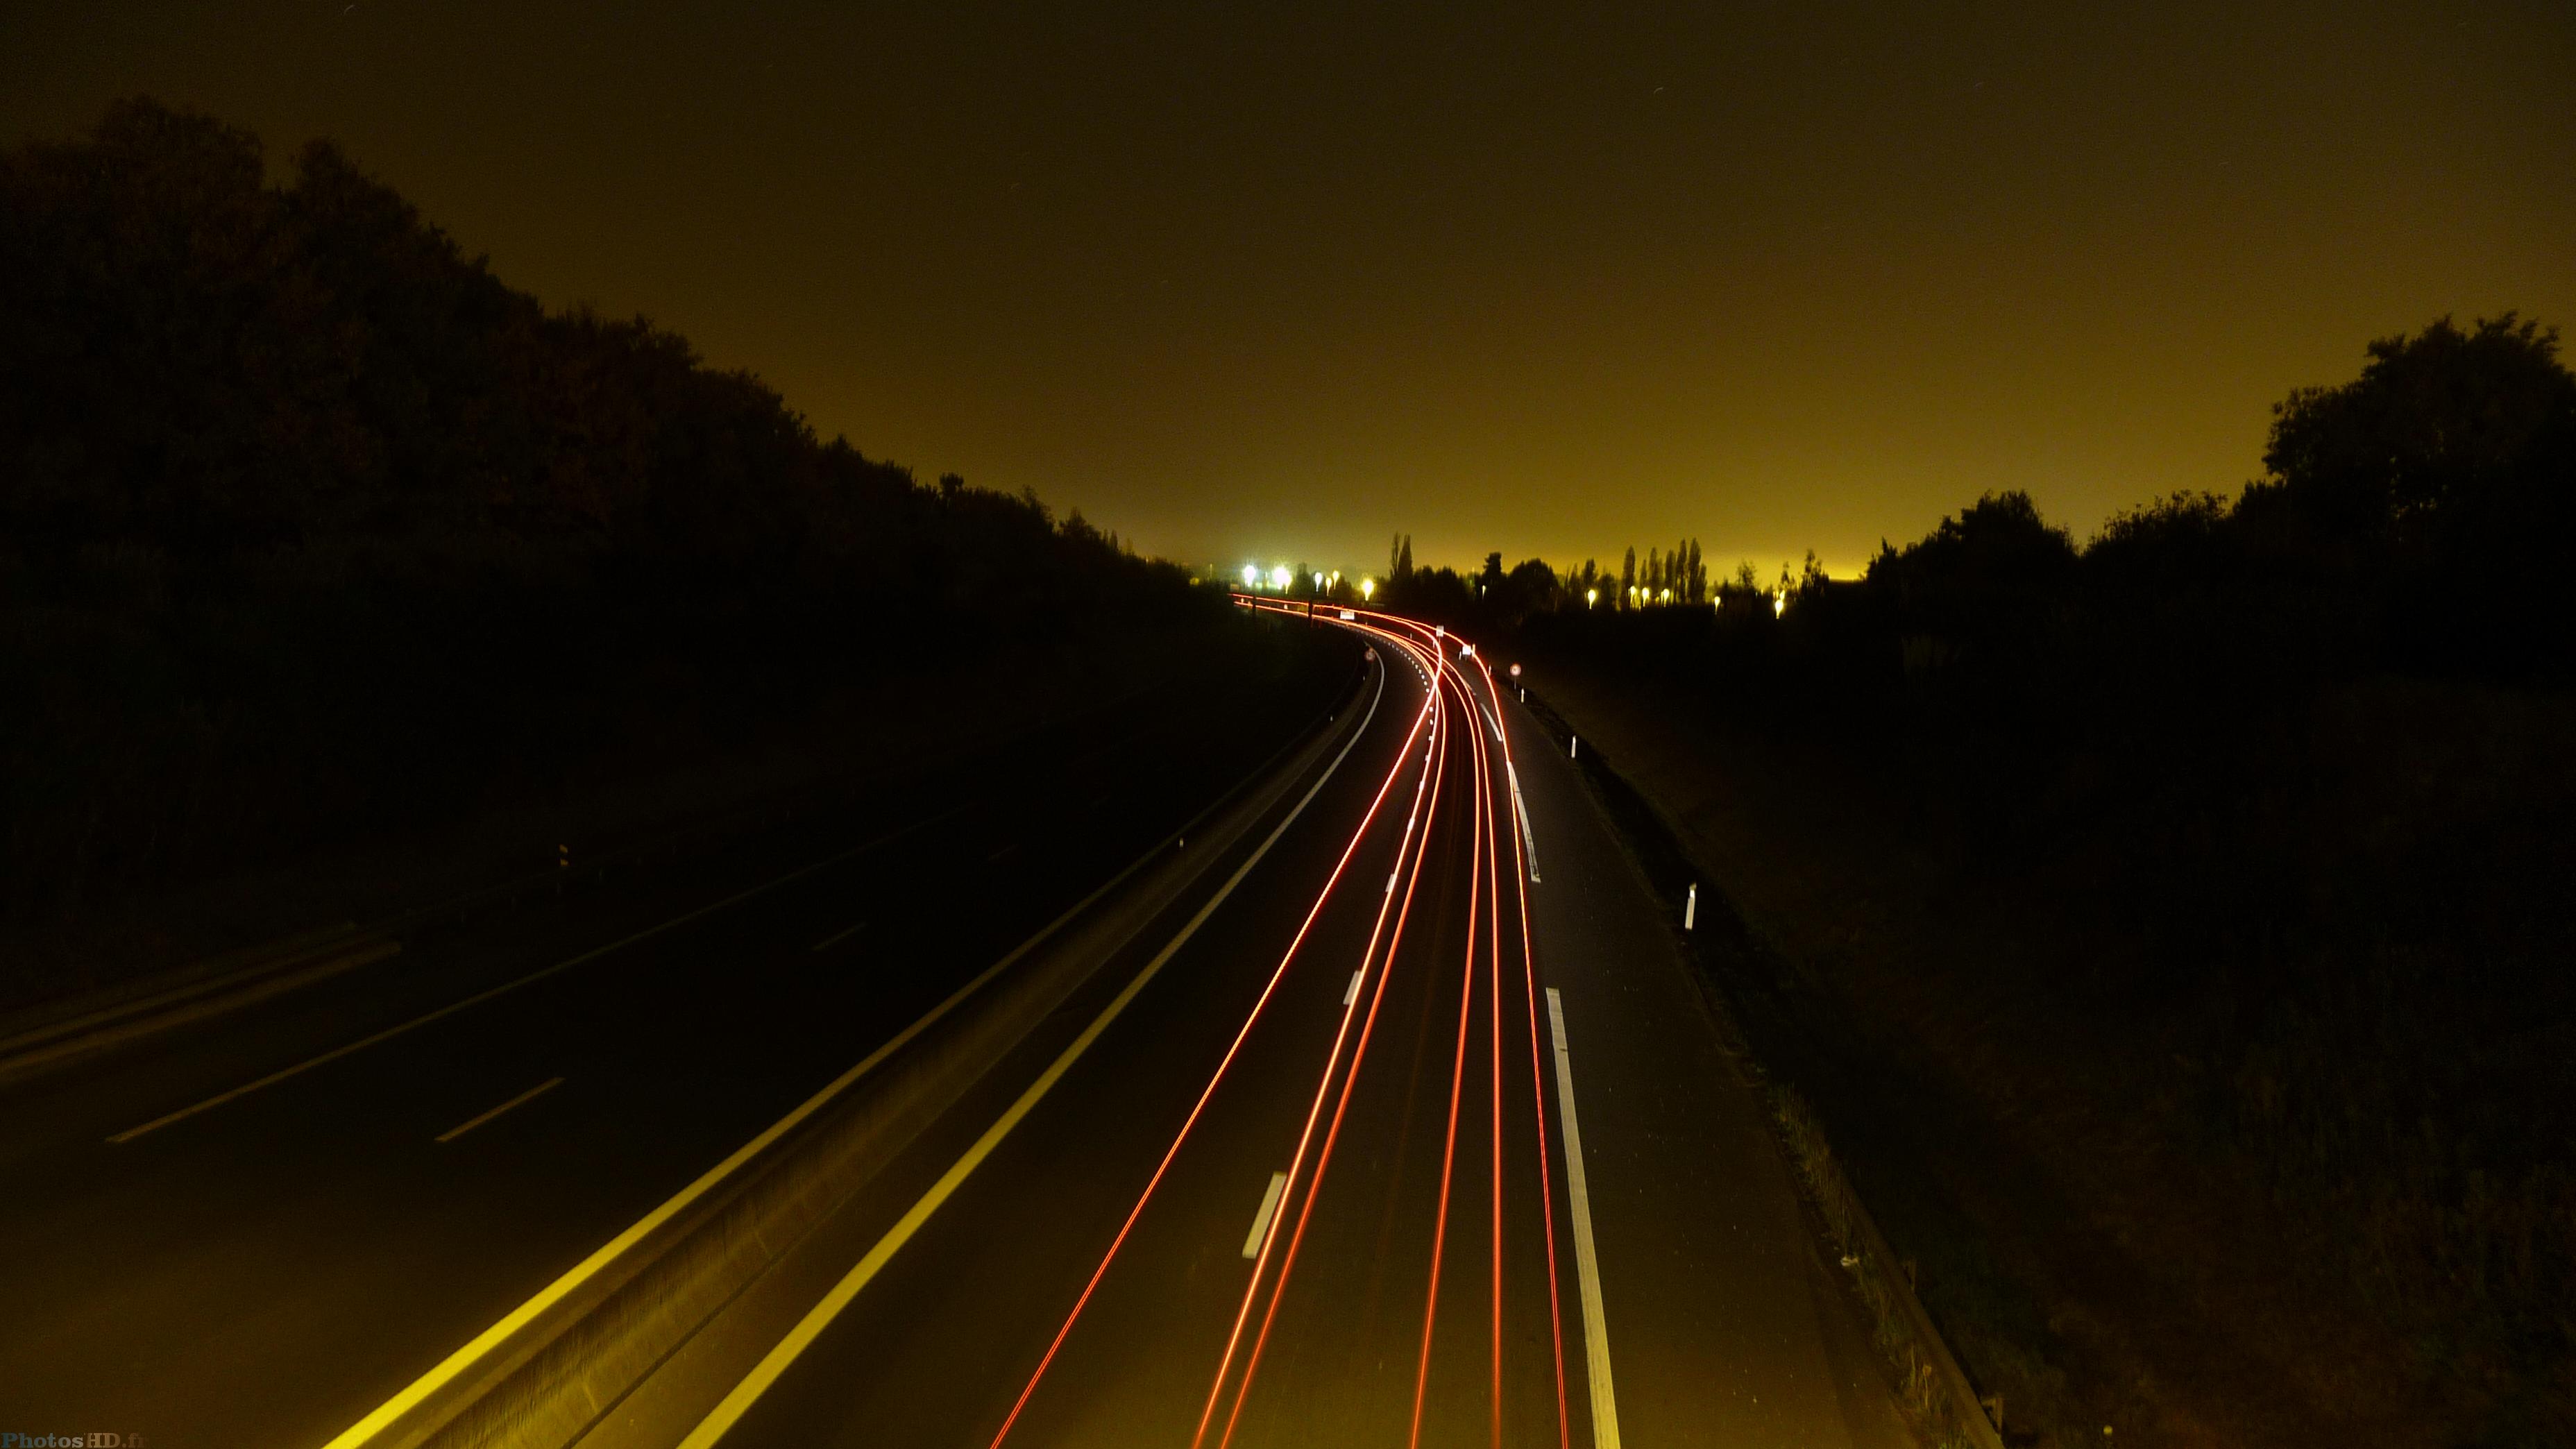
[{"x1": 1502, "y1": 693, "x2": 1917, "y2": 1449}]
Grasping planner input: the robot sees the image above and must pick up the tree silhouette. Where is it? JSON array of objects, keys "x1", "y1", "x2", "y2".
[
  {"x1": 0, "y1": 98, "x2": 1220, "y2": 930},
  {"x1": 2262, "y1": 314, "x2": 2573, "y2": 538}
]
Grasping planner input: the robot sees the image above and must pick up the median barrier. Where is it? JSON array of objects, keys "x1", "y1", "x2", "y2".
[{"x1": 337, "y1": 654, "x2": 1378, "y2": 1449}]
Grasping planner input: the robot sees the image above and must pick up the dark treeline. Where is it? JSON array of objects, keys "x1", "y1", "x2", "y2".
[
  {"x1": 1410, "y1": 315, "x2": 2576, "y2": 1431},
  {"x1": 1, "y1": 100, "x2": 1213, "y2": 933},
  {"x1": 1376, "y1": 530, "x2": 1813, "y2": 622}
]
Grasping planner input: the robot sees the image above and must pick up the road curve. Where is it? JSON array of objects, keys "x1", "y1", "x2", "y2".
[
  {"x1": 0, "y1": 607, "x2": 1910, "y2": 1448},
  {"x1": 608, "y1": 603, "x2": 1914, "y2": 1448}
]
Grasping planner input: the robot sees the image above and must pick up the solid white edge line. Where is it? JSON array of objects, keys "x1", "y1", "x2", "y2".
[
  {"x1": 1240, "y1": 1171, "x2": 1289, "y2": 1259},
  {"x1": 810, "y1": 922, "x2": 865, "y2": 953},
  {"x1": 1547, "y1": 987, "x2": 1622, "y2": 1449},
  {"x1": 435, "y1": 1076, "x2": 565, "y2": 1144},
  {"x1": 1507, "y1": 762, "x2": 1541, "y2": 885},
  {"x1": 674, "y1": 656, "x2": 1384, "y2": 1449}
]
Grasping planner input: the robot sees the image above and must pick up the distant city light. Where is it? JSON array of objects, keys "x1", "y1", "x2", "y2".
[
  {"x1": 1270, "y1": 564, "x2": 1292, "y2": 589},
  {"x1": 1242, "y1": 563, "x2": 1260, "y2": 588}
]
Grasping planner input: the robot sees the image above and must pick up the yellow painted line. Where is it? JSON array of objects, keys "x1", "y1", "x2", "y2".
[
  {"x1": 436, "y1": 1077, "x2": 564, "y2": 1143},
  {"x1": 677, "y1": 659, "x2": 1384, "y2": 1448},
  {"x1": 319, "y1": 663, "x2": 1380, "y2": 1449},
  {"x1": 112, "y1": 809, "x2": 959, "y2": 1144},
  {"x1": 310, "y1": 808, "x2": 1167, "y2": 1449}
]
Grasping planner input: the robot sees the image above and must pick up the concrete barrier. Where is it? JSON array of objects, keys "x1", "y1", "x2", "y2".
[{"x1": 329, "y1": 659, "x2": 1376, "y2": 1449}]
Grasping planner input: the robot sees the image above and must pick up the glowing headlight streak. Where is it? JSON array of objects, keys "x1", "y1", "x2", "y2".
[
  {"x1": 1407, "y1": 661, "x2": 1493, "y2": 1449},
  {"x1": 1380, "y1": 622, "x2": 1575, "y2": 1448},
  {"x1": 1212, "y1": 634, "x2": 1481, "y2": 1449},
  {"x1": 1196, "y1": 620, "x2": 1452, "y2": 1449},
  {"x1": 1078, "y1": 602, "x2": 1570, "y2": 1449},
  {"x1": 985, "y1": 639, "x2": 1432, "y2": 1449},
  {"x1": 1219, "y1": 609, "x2": 1509, "y2": 1448},
  {"x1": 1489, "y1": 690, "x2": 1506, "y2": 1449},
  {"x1": 1467, "y1": 645, "x2": 1573, "y2": 1446}
]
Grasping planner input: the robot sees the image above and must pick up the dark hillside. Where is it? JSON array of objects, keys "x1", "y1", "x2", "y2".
[
  {"x1": 0, "y1": 99, "x2": 1237, "y2": 958},
  {"x1": 1396, "y1": 314, "x2": 2576, "y2": 1443}
]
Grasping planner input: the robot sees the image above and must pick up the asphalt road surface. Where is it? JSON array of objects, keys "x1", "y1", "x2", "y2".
[{"x1": 0, "y1": 607, "x2": 1910, "y2": 1449}]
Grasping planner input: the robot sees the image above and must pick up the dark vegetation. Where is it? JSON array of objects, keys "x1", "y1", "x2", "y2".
[
  {"x1": 1396, "y1": 316, "x2": 2576, "y2": 1441},
  {"x1": 0, "y1": 100, "x2": 1230, "y2": 957}
]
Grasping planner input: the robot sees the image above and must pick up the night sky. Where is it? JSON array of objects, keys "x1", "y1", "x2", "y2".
[{"x1": 8, "y1": 2, "x2": 2570, "y2": 574}]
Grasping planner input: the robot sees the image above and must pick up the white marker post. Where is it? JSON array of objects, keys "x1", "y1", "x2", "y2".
[
  {"x1": 1684, "y1": 884, "x2": 1697, "y2": 931},
  {"x1": 1570, "y1": 736, "x2": 1579, "y2": 759}
]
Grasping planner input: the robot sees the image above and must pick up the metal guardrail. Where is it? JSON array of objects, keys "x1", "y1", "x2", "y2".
[
  {"x1": 1512, "y1": 681, "x2": 2006, "y2": 1449},
  {"x1": 332, "y1": 649, "x2": 1377, "y2": 1449}
]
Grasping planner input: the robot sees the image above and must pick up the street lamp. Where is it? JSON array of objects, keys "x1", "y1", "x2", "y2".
[
  {"x1": 1269, "y1": 564, "x2": 1291, "y2": 589},
  {"x1": 1241, "y1": 563, "x2": 1260, "y2": 588},
  {"x1": 1585, "y1": 587, "x2": 1598, "y2": 608},
  {"x1": 1361, "y1": 577, "x2": 1375, "y2": 601}
]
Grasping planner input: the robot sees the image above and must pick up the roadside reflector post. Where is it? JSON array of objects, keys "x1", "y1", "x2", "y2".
[
  {"x1": 1570, "y1": 736, "x2": 1579, "y2": 759},
  {"x1": 1685, "y1": 883, "x2": 1698, "y2": 931}
]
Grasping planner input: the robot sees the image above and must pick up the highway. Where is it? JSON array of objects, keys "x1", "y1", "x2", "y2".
[{"x1": 0, "y1": 607, "x2": 1910, "y2": 1448}]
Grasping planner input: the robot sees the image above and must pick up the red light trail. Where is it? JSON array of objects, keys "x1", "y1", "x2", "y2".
[{"x1": 991, "y1": 597, "x2": 1574, "y2": 1447}]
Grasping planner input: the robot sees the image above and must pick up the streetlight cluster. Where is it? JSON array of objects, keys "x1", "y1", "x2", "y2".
[{"x1": 1235, "y1": 563, "x2": 1375, "y2": 602}]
